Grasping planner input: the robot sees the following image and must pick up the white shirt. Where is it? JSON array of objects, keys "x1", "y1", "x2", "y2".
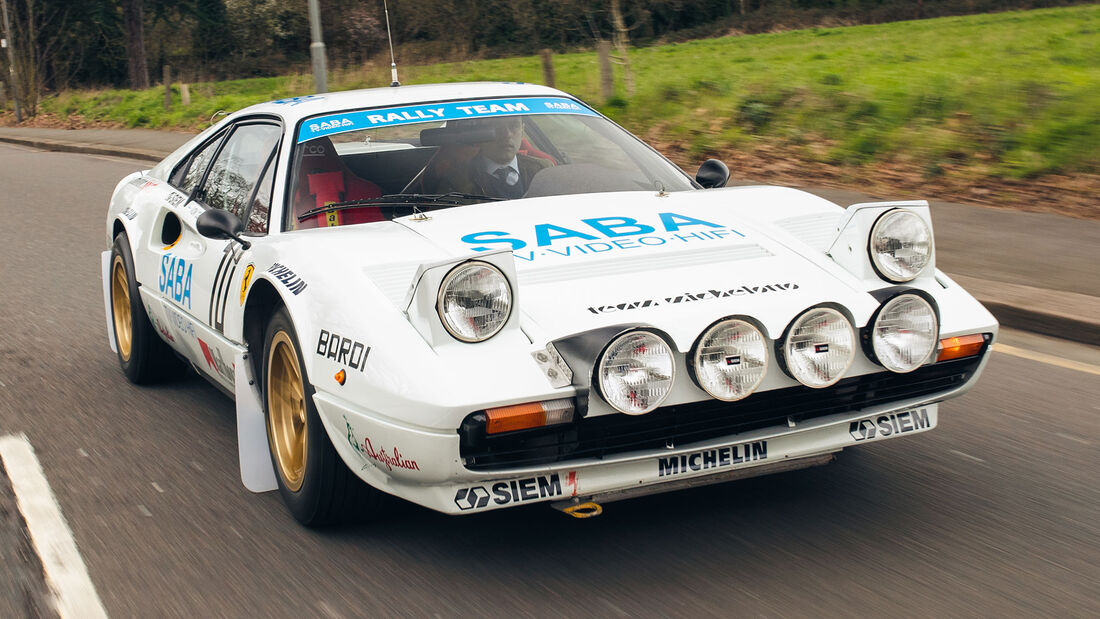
[{"x1": 481, "y1": 155, "x2": 519, "y2": 186}]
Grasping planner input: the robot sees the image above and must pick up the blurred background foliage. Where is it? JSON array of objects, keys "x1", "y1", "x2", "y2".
[
  {"x1": 0, "y1": 0, "x2": 1090, "y2": 91},
  {"x1": 0, "y1": 1, "x2": 1096, "y2": 198}
]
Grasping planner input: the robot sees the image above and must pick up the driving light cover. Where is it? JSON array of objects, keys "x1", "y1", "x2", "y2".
[
  {"x1": 690, "y1": 319, "x2": 768, "y2": 401},
  {"x1": 597, "y1": 331, "x2": 675, "y2": 415},
  {"x1": 782, "y1": 307, "x2": 855, "y2": 388},
  {"x1": 871, "y1": 294, "x2": 939, "y2": 373},
  {"x1": 437, "y1": 261, "x2": 512, "y2": 342},
  {"x1": 870, "y1": 209, "x2": 932, "y2": 282}
]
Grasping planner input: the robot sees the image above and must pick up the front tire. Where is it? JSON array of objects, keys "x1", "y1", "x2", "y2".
[
  {"x1": 110, "y1": 233, "x2": 179, "y2": 384},
  {"x1": 263, "y1": 308, "x2": 380, "y2": 526}
]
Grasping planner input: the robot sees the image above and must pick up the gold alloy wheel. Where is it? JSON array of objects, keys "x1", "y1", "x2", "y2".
[
  {"x1": 111, "y1": 255, "x2": 133, "y2": 361},
  {"x1": 267, "y1": 331, "x2": 308, "y2": 492}
]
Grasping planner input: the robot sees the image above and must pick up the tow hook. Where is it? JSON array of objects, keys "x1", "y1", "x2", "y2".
[{"x1": 552, "y1": 498, "x2": 603, "y2": 519}]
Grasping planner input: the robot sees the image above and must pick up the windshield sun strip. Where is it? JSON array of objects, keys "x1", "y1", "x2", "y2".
[{"x1": 296, "y1": 96, "x2": 599, "y2": 144}]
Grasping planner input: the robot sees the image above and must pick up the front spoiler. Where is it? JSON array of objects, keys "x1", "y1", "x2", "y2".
[
  {"x1": 554, "y1": 452, "x2": 838, "y2": 513},
  {"x1": 315, "y1": 391, "x2": 938, "y2": 515}
]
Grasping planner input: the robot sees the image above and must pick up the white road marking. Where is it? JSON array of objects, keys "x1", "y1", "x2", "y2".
[
  {"x1": 0, "y1": 434, "x2": 109, "y2": 619},
  {"x1": 949, "y1": 449, "x2": 986, "y2": 463},
  {"x1": 995, "y1": 344, "x2": 1100, "y2": 376}
]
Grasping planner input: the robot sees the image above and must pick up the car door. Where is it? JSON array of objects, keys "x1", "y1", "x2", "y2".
[{"x1": 139, "y1": 119, "x2": 282, "y2": 389}]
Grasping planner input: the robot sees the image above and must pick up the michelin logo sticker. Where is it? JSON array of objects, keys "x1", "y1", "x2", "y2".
[{"x1": 298, "y1": 97, "x2": 599, "y2": 142}]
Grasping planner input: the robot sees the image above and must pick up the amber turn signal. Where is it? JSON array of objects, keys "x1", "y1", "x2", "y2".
[
  {"x1": 937, "y1": 334, "x2": 987, "y2": 362},
  {"x1": 335, "y1": 369, "x2": 346, "y2": 385},
  {"x1": 485, "y1": 399, "x2": 575, "y2": 434}
]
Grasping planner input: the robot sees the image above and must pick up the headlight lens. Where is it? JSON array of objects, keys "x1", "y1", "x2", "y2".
[
  {"x1": 437, "y1": 261, "x2": 512, "y2": 342},
  {"x1": 871, "y1": 294, "x2": 938, "y2": 373},
  {"x1": 783, "y1": 307, "x2": 855, "y2": 388},
  {"x1": 691, "y1": 319, "x2": 768, "y2": 401},
  {"x1": 870, "y1": 209, "x2": 932, "y2": 282},
  {"x1": 597, "y1": 331, "x2": 675, "y2": 415}
]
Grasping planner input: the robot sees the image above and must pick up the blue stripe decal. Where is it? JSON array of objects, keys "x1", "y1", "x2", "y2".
[{"x1": 297, "y1": 97, "x2": 598, "y2": 142}]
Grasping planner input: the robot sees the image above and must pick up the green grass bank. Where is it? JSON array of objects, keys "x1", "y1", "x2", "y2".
[{"x1": 36, "y1": 5, "x2": 1100, "y2": 182}]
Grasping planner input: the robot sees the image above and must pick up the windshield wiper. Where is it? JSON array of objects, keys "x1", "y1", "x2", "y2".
[{"x1": 298, "y1": 192, "x2": 502, "y2": 221}]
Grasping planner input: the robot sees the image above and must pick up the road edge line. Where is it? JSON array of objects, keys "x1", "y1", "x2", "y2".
[
  {"x1": 0, "y1": 434, "x2": 109, "y2": 619},
  {"x1": 994, "y1": 344, "x2": 1100, "y2": 376}
]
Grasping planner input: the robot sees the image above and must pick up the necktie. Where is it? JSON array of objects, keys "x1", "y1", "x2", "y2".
[{"x1": 494, "y1": 166, "x2": 517, "y2": 186}]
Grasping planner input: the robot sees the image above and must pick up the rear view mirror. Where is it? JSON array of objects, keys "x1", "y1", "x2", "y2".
[
  {"x1": 696, "y1": 159, "x2": 730, "y2": 188},
  {"x1": 197, "y1": 209, "x2": 251, "y2": 250}
]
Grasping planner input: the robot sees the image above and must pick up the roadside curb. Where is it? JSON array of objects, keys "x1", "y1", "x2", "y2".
[
  {"x1": 950, "y1": 275, "x2": 1100, "y2": 348},
  {"x1": 0, "y1": 134, "x2": 165, "y2": 163}
]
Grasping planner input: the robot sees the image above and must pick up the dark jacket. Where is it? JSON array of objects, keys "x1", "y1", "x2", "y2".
[{"x1": 429, "y1": 153, "x2": 551, "y2": 198}]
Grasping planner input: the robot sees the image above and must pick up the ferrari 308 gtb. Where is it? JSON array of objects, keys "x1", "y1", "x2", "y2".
[{"x1": 102, "y1": 82, "x2": 997, "y2": 525}]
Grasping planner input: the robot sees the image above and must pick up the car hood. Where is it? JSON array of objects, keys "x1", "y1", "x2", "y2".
[{"x1": 388, "y1": 186, "x2": 875, "y2": 347}]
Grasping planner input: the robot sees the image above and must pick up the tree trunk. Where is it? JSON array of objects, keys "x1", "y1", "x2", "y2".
[
  {"x1": 609, "y1": 0, "x2": 633, "y2": 97},
  {"x1": 18, "y1": 0, "x2": 38, "y2": 115},
  {"x1": 122, "y1": 0, "x2": 148, "y2": 90}
]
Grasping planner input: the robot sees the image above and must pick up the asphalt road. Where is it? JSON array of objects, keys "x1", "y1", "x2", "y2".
[{"x1": 0, "y1": 143, "x2": 1097, "y2": 617}]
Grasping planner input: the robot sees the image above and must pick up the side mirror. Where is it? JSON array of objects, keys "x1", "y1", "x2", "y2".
[
  {"x1": 696, "y1": 159, "x2": 730, "y2": 189},
  {"x1": 196, "y1": 209, "x2": 251, "y2": 250}
]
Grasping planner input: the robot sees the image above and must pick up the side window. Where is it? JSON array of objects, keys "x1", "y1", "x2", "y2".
[
  {"x1": 174, "y1": 134, "x2": 224, "y2": 194},
  {"x1": 201, "y1": 123, "x2": 281, "y2": 223},
  {"x1": 246, "y1": 152, "x2": 276, "y2": 234}
]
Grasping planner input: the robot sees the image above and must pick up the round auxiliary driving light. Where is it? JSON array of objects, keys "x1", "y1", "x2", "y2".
[
  {"x1": 869, "y1": 209, "x2": 932, "y2": 282},
  {"x1": 597, "y1": 331, "x2": 676, "y2": 415},
  {"x1": 690, "y1": 319, "x2": 768, "y2": 401},
  {"x1": 437, "y1": 261, "x2": 512, "y2": 342},
  {"x1": 870, "y1": 294, "x2": 938, "y2": 373},
  {"x1": 782, "y1": 307, "x2": 855, "y2": 388}
]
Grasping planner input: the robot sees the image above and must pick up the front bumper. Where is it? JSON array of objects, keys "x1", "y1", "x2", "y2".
[{"x1": 315, "y1": 357, "x2": 971, "y2": 515}]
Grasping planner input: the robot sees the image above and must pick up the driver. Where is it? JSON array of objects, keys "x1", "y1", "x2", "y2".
[{"x1": 430, "y1": 116, "x2": 550, "y2": 199}]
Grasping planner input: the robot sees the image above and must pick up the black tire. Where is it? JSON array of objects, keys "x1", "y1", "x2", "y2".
[
  {"x1": 109, "y1": 233, "x2": 181, "y2": 384},
  {"x1": 262, "y1": 307, "x2": 381, "y2": 526}
]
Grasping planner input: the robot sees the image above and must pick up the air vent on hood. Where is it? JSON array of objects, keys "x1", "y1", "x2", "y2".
[
  {"x1": 777, "y1": 213, "x2": 844, "y2": 252},
  {"x1": 363, "y1": 261, "x2": 422, "y2": 307}
]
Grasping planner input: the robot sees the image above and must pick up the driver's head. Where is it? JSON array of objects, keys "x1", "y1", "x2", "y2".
[{"x1": 471, "y1": 116, "x2": 524, "y2": 165}]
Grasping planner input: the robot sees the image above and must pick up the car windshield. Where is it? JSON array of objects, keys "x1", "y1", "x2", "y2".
[{"x1": 287, "y1": 96, "x2": 695, "y2": 230}]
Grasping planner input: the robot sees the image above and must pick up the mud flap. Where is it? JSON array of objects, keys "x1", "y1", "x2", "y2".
[
  {"x1": 235, "y1": 351, "x2": 277, "y2": 492},
  {"x1": 101, "y1": 251, "x2": 118, "y2": 354}
]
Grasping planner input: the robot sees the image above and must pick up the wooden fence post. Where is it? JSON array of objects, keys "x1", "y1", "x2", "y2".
[
  {"x1": 540, "y1": 49, "x2": 555, "y2": 88},
  {"x1": 598, "y1": 40, "x2": 613, "y2": 101},
  {"x1": 180, "y1": 83, "x2": 191, "y2": 106},
  {"x1": 0, "y1": 81, "x2": 6, "y2": 110},
  {"x1": 163, "y1": 64, "x2": 171, "y2": 110}
]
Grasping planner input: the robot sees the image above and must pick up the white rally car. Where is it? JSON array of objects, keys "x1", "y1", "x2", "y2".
[{"x1": 103, "y1": 82, "x2": 997, "y2": 525}]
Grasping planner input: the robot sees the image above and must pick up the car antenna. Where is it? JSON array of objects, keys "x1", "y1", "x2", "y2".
[{"x1": 384, "y1": 0, "x2": 400, "y2": 87}]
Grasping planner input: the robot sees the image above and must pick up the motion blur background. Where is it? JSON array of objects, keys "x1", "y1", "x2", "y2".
[{"x1": 0, "y1": 0, "x2": 1096, "y2": 218}]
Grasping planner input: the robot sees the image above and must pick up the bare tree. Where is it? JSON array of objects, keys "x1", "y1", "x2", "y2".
[
  {"x1": 122, "y1": 0, "x2": 148, "y2": 89},
  {"x1": 609, "y1": 0, "x2": 633, "y2": 97}
]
